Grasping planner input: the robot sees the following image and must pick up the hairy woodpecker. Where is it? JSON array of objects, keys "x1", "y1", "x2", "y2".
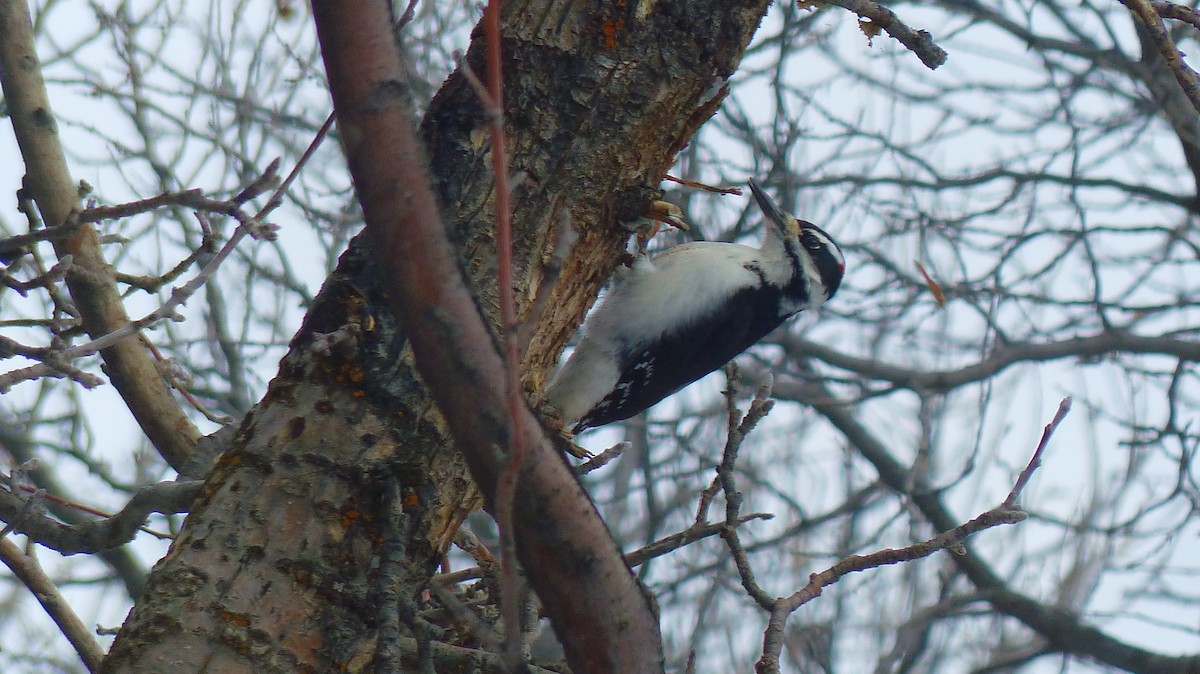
[{"x1": 544, "y1": 179, "x2": 845, "y2": 432}]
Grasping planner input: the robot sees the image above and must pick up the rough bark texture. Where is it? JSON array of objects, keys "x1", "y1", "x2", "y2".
[
  {"x1": 314, "y1": 3, "x2": 671, "y2": 669},
  {"x1": 102, "y1": 1, "x2": 769, "y2": 671}
]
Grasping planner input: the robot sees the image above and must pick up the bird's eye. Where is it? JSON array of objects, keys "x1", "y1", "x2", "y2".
[{"x1": 804, "y1": 237, "x2": 823, "y2": 251}]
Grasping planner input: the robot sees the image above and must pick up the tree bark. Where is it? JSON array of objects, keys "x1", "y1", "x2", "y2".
[{"x1": 102, "y1": 1, "x2": 769, "y2": 671}]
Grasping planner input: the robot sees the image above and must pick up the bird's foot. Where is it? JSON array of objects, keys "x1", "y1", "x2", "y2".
[{"x1": 537, "y1": 404, "x2": 592, "y2": 460}]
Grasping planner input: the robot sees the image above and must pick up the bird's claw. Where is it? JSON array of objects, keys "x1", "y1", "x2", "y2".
[
  {"x1": 620, "y1": 200, "x2": 690, "y2": 253},
  {"x1": 537, "y1": 404, "x2": 593, "y2": 459}
]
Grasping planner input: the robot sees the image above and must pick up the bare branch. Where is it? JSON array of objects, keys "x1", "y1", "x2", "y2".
[
  {"x1": 624, "y1": 512, "x2": 774, "y2": 569},
  {"x1": 1152, "y1": 1, "x2": 1200, "y2": 31},
  {"x1": 776, "y1": 331, "x2": 1200, "y2": 394},
  {"x1": 573, "y1": 441, "x2": 628, "y2": 475},
  {"x1": 0, "y1": 538, "x2": 105, "y2": 672},
  {"x1": 751, "y1": 399, "x2": 1069, "y2": 674},
  {"x1": 0, "y1": 220, "x2": 82, "y2": 256},
  {"x1": 1004, "y1": 397, "x2": 1072, "y2": 508},
  {"x1": 1122, "y1": 0, "x2": 1200, "y2": 112},
  {"x1": 0, "y1": 479, "x2": 200, "y2": 555},
  {"x1": 712, "y1": 364, "x2": 777, "y2": 611},
  {"x1": 389, "y1": 636, "x2": 564, "y2": 674},
  {"x1": 0, "y1": 162, "x2": 282, "y2": 393},
  {"x1": 824, "y1": 0, "x2": 948, "y2": 69}
]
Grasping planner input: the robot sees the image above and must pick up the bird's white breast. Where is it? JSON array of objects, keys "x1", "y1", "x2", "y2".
[{"x1": 582, "y1": 242, "x2": 762, "y2": 350}]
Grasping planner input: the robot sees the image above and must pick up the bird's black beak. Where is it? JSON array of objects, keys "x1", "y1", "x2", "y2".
[{"x1": 748, "y1": 179, "x2": 796, "y2": 237}]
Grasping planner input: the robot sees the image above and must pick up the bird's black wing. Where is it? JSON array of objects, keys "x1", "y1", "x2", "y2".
[{"x1": 575, "y1": 284, "x2": 788, "y2": 430}]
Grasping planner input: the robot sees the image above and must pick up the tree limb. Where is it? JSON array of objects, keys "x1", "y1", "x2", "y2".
[
  {"x1": 0, "y1": 479, "x2": 200, "y2": 555},
  {"x1": 775, "y1": 330, "x2": 1200, "y2": 394},
  {"x1": 311, "y1": 2, "x2": 664, "y2": 671},
  {"x1": 0, "y1": 537, "x2": 106, "y2": 672}
]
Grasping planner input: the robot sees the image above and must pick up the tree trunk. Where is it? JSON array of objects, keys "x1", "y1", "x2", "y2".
[{"x1": 102, "y1": 1, "x2": 769, "y2": 671}]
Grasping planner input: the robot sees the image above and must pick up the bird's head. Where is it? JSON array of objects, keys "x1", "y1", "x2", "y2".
[{"x1": 748, "y1": 178, "x2": 845, "y2": 301}]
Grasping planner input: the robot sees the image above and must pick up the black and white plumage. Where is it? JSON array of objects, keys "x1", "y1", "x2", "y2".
[{"x1": 544, "y1": 179, "x2": 845, "y2": 432}]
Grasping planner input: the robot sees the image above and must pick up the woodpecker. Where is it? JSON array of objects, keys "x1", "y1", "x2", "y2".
[{"x1": 544, "y1": 179, "x2": 845, "y2": 433}]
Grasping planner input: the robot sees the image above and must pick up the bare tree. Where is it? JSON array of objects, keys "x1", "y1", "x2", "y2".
[{"x1": 2, "y1": 0, "x2": 1200, "y2": 673}]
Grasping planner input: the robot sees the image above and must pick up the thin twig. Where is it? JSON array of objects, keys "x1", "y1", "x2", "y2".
[
  {"x1": 573, "y1": 441, "x2": 628, "y2": 475},
  {"x1": 262, "y1": 112, "x2": 336, "y2": 218},
  {"x1": 427, "y1": 581, "x2": 503, "y2": 651},
  {"x1": 715, "y1": 364, "x2": 777, "y2": 611},
  {"x1": 0, "y1": 219, "x2": 82, "y2": 255},
  {"x1": 752, "y1": 397, "x2": 1071, "y2": 674},
  {"x1": 141, "y1": 335, "x2": 233, "y2": 424},
  {"x1": 12, "y1": 481, "x2": 172, "y2": 539},
  {"x1": 472, "y1": 1, "x2": 530, "y2": 667},
  {"x1": 113, "y1": 237, "x2": 213, "y2": 293},
  {"x1": 431, "y1": 510, "x2": 774, "y2": 586},
  {"x1": 0, "y1": 255, "x2": 74, "y2": 298},
  {"x1": 454, "y1": 525, "x2": 498, "y2": 566},
  {"x1": 1004, "y1": 396, "x2": 1072, "y2": 507},
  {"x1": 663, "y1": 174, "x2": 743, "y2": 195},
  {"x1": 386, "y1": 636, "x2": 563, "y2": 674},
  {"x1": 1, "y1": 109, "x2": 331, "y2": 392},
  {"x1": 0, "y1": 162, "x2": 286, "y2": 393},
  {"x1": 778, "y1": 506, "x2": 1028, "y2": 613},
  {"x1": 625, "y1": 512, "x2": 773, "y2": 569},
  {"x1": 393, "y1": 0, "x2": 420, "y2": 31}
]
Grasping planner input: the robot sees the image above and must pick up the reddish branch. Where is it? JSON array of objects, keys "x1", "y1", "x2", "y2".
[
  {"x1": 471, "y1": 0, "x2": 533, "y2": 663},
  {"x1": 310, "y1": 2, "x2": 664, "y2": 672}
]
